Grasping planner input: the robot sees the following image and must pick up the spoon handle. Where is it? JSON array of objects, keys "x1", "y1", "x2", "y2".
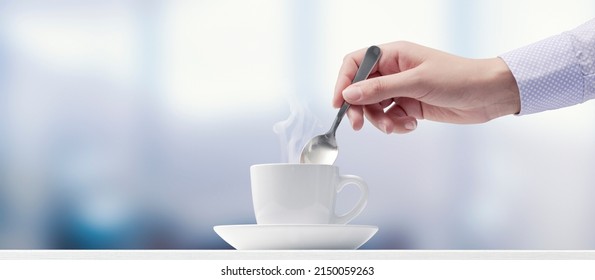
[
  {"x1": 352, "y1": 45, "x2": 382, "y2": 84},
  {"x1": 329, "y1": 46, "x2": 382, "y2": 134}
]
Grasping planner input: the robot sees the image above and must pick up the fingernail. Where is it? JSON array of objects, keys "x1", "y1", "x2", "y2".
[
  {"x1": 342, "y1": 86, "x2": 362, "y2": 102},
  {"x1": 405, "y1": 121, "x2": 417, "y2": 130}
]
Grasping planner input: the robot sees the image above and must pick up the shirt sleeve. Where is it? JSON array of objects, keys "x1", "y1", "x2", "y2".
[{"x1": 499, "y1": 18, "x2": 595, "y2": 115}]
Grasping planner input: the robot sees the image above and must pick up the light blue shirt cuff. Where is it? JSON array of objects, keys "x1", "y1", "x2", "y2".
[{"x1": 500, "y1": 19, "x2": 595, "y2": 115}]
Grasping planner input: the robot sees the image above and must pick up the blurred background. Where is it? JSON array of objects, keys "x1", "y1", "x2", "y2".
[{"x1": 0, "y1": 0, "x2": 594, "y2": 249}]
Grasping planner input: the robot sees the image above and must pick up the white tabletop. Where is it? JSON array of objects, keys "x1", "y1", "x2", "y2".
[{"x1": 1, "y1": 250, "x2": 594, "y2": 260}]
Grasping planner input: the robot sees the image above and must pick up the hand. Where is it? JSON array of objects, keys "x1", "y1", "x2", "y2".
[{"x1": 333, "y1": 41, "x2": 521, "y2": 134}]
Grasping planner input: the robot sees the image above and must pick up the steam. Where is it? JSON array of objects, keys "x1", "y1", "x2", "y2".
[{"x1": 273, "y1": 97, "x2": 322, "y2": 163}]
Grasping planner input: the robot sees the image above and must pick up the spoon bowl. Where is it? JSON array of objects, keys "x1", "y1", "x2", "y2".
[
  {"x1": 299, "y1": 132, "x2": 338, "y2": 165},
  {"x1": 300, "y1": 46, "x2": 382, "y2": 164}
]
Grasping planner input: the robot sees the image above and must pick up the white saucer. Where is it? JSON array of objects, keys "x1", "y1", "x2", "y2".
[{"x1": 213, "y1": 224, "x2": 378, "y2": 250}]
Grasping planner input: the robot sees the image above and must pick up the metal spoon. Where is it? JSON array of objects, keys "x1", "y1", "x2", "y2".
[{"x1": 300, "y1": 45, "x2": 382, "y2": 164}]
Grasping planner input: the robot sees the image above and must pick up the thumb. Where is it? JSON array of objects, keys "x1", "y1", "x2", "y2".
[{"x1": 342, "y1": 70, "x2": 422, "y2": 105}]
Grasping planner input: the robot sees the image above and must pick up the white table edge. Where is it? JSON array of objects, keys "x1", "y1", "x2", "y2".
[{"x1": 1, "y1": 250, "x2": 595, "y2": 260}]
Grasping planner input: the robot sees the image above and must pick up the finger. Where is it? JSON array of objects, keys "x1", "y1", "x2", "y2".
[
  {"x1": 332, "y1": 48, "x2": 367, "y2": 108},
  {"x1": 384, "y1": 104, "x2": 418, "y2": 133},
  {"x1": 362, "y1": 100, "x2": 419, "y2": 134},
  {"x1": 346, "y1": 105, "x2": 364, "y2": 131},
  {"x1": 379, "y1": 99, "x2": 393, "y2": 109},
  {"x1": 394, "y1": 97, "x2": 424, "y2": 119},
  {"x1": 362, "y1": 104, "x2": 395, "y2": 134},
  {"x1": 342, "y1": 68, "x2": 425, "y2": 105}
]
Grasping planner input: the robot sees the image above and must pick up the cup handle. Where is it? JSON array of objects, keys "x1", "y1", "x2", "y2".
[{"x1": 332, "y1": 175, "x2": 369, "y2": 224}]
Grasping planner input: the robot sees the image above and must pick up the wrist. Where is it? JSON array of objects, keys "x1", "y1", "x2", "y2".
[{"x1": 483, "y1": 57, "x2": 521, "y2": 119}]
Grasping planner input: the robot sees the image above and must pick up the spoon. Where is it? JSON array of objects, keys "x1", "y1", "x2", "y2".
[{"x1": 300, "y1": 45, "x2": 382, "y2": 164}]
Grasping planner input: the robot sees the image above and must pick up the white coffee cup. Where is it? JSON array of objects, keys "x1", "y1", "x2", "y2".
[{"x1": 250, "y1": 163, "x2": 368, "y2": 224}]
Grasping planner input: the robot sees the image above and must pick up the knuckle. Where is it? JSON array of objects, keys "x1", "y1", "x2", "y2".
[
  {"x1": 393, "y1": 40, "x2": 409, "y2": 48},
  {"x1": 342, "y1": 52, "x2": 357, "y2": 64},
  {"x1": 342, "y1": 53, "x2": 351, "y2": 63}
]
